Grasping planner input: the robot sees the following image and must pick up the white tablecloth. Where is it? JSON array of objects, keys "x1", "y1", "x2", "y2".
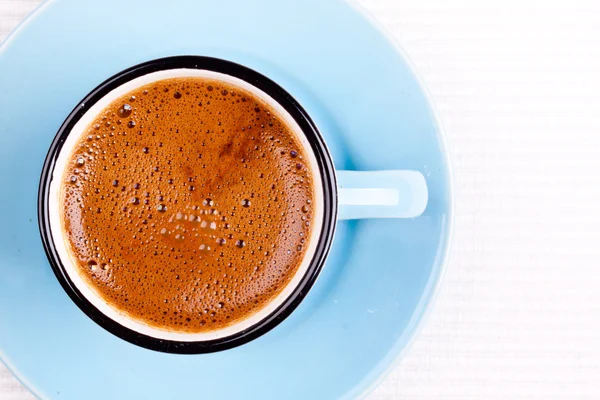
[{"x1": 2, "y1": 0, "x2": 600, "y2": 399}]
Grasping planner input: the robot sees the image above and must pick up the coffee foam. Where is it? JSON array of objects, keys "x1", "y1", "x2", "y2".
[{"x1": 48, "y1": 69, "x2": 323, "y2": 341}]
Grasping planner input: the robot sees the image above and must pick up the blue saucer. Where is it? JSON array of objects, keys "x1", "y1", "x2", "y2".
[{"x1": 0, "y1": 0, "x2": 452, "y2": 399}]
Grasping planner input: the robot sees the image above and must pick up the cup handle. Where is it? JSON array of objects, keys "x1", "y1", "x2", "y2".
[{"x1": 337, "y1": 170, "x2": 428, "y2": 220}]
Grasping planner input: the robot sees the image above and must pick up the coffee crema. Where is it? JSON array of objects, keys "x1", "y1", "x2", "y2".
[{"x1": 60, "y1": 77, "x2": 315, "y2": 333}]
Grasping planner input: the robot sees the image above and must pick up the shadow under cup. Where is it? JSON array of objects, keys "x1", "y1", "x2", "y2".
[{"x1": 38, "y1": 56, "x2": 338, "y2": 354}]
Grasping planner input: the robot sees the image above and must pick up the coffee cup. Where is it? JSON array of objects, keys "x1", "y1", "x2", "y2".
[{"x1": 38, "y1": 56, "x2": 427, "y2": 353}]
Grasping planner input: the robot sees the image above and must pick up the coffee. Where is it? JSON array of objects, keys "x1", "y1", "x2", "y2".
[{"x1": 60, "y1": 76, "x2": 315, "y2": 333}]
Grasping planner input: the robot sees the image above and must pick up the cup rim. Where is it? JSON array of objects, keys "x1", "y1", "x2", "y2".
[{"x1": 37, "y1": 55, "x2": 338, "y2": 354}]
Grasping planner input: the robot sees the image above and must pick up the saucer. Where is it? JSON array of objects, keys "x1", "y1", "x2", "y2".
[{"x1": 0, "y1": 0, "x2": 452, "y2": 398}]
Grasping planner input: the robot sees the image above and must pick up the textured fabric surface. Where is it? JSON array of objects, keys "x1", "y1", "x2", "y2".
[{"x1": 2, "y1": 0, "x2": 600, "y2": 399}]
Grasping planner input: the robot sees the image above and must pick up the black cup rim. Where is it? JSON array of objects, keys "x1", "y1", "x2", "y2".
[{"x1": 38, "y1": 56, "x2": 337, "y2": 354}]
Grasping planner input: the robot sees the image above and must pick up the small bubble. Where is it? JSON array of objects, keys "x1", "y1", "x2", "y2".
[
  {"x1": 210, "y1": 222, "x2": 217, "y2": 230},
  {"x1": 118, "y1": 104, "x2": 132, "y2": 118},
  {"x1": 160, "y1": 228, "x2": 168, "y2": 235},
  {"x1": 131, "y1": 197, "x2": 140, "y2": 205},
  {"x1": 296, "y1": 163, "x2": 302, "y2": 169},
  {"x1": 207, "y1": 85, "x2": 213, "y2": 91},
  {"x1": 174, "y1": 91, "x2": 182, "y2": 99},
  {"x1": 221, "y1": 89, "x2": 228, "y2": 96},
  {"x1": 127, "y1": 121, "x2": 136, "y2": 128},
  {"x1": 302, "y1": 206, "x2": 309, "y2": 213},
  {"x1": 217, "y1": 302, "x2": 224, "y2": 308},
  {"x1": 76, "y1": 157, "x2": 85, "y2": 166},
  {"x1": 157, "y1": 204, "x2": 167, "y2": 212},
  {"x1": 217, "y1": 238, "x2": 226, "y2": 245},
  {"x1": 290, "y1": 150, "x2": 298, "y2": 158},
  {"x1": 133, "y1": 183, "x2": 140, "y2": 189},
  {"x1": 69, "y1": 176, "x2": 77, "y2": 184},
  {"x1": 297, "y1": 245, "x2": 303, "y2": 252},
  {"x1": 203, "y1": 198, "x2": 214, "y2": 206},
  {"x1": 242, "y1": 199, "x2": 251, "y2": 208},
  {"x1": 236, "y1": 240, "x2": 245, "y2": 248},
  {"x1": 142, "y1": 147, "x2": 149, "y2": 154}
]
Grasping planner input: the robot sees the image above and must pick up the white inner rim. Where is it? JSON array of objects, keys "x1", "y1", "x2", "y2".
[{"x1": 48, "y1": 69, "x2": 324, "y2": 342}]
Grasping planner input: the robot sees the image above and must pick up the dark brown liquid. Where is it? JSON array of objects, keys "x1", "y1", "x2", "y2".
[{"x1": 61, "y1": 77, "x2": 315, "y2": 333}]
